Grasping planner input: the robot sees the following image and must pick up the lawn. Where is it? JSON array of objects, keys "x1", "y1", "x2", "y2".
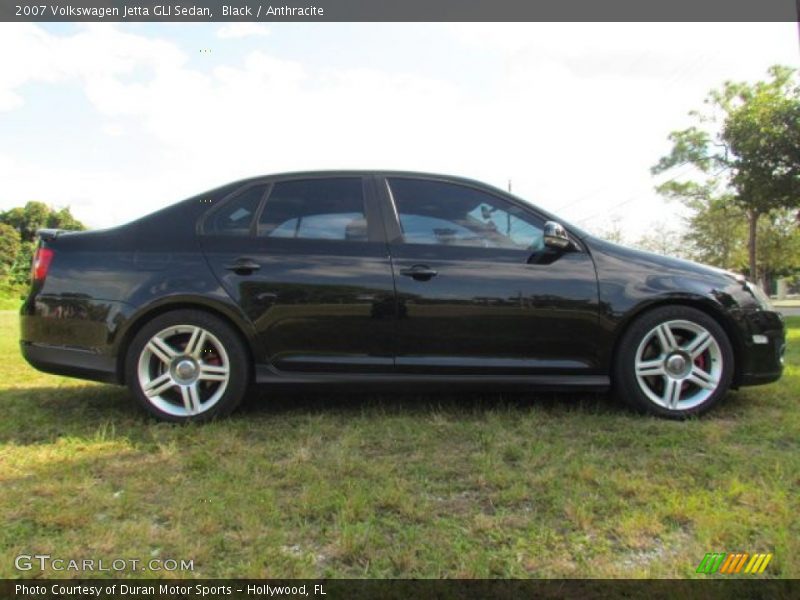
[
  {"x1": 0, "y1": 287, "x2": 24, "y2": 310},
  {"x1": 0, "y1": 310, "x2": 797, "y2": 579}
]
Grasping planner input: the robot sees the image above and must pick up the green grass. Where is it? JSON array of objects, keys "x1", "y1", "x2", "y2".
[
  {"x1": 0, "y1": 288, "x2": 23, "y2": 310},
  {"x1": 1, "y1": 311, "x2": 798, "y2": 579}
]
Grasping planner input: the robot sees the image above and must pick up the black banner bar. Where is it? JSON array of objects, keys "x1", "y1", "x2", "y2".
[
  {"x1": 1, "y1": 0, "x2": 799, "y2": 22},
  {"x1": 4, "y1": 579, "x2": 800, "y2": 600}
]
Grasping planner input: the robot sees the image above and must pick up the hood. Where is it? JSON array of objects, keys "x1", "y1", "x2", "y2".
[{"x1": 585, "y1": 236, "x2": 744, "y2": 285}]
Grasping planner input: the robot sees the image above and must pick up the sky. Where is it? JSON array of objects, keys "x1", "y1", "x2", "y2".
[{"x1": 0, "y1": 22, "x2": 797, "y2": 239}]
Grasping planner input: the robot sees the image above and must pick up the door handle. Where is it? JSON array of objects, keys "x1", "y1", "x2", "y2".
[
  {"x1": 399, "y1": 264, "x2": 438, "y2": 281},
  {"x1": 224, "y1": 258, "x2": 261, "y2": 275}
]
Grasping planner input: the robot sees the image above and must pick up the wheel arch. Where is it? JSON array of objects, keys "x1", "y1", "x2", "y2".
[
  {"x1": 609, "y1": 296, "x2": 746, "y2": 388},
  {"x1": 113, "y1": 297, "x2": 261, "y2": 385}
]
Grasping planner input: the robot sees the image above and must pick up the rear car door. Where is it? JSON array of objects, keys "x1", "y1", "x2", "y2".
[
  {"x1": 377, "y1": 175, "x2": 603, "y2": 376},
  {"x1": 199, "y1": 175, "x2": 397, "y2": 373}
]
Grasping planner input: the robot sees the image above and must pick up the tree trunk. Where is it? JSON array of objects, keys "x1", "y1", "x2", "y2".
[{"x1": 747, "y1": 209, "x2": 759, "y2": 286}]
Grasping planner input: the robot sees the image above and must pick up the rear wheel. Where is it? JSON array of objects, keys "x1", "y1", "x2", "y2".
[
  {"x1": 613, "y1": 306, "x2": 734, "y2": 418},
  {"x1": 125, "y1": 310, "x2": 249, "y2": 422}
]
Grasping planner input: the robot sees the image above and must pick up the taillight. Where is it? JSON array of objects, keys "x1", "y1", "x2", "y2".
[{"x1": 31, "y1": 247, "x2": 54, "y2": 283}]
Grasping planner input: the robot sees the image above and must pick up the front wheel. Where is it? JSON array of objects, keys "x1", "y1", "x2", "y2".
[
  {"x1": 125, "y1": 310, "x2": 249, "y2": 422},
  {"x1": 613, "y1": 306, "x2": 734, "y2": 418}
]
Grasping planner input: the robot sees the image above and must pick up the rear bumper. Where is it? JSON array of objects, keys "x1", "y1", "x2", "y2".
[
  {"x1": 21, "y1": 341, "x2": 119, "y2": 384},
  {"x1": 20, "y1": 294, "x2": 132, "y2": 385},
  {"x1": 736, "y1": 309, "x2": 786, "y2": 387}
]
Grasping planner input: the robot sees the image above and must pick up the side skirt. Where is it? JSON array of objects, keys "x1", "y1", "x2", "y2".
[{"x1": 254, "y1": 365, "x2": 609, "y2": 391}]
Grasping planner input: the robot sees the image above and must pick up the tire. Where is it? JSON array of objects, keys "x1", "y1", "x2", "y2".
[
  {"x1": 613, "y1": 305, "x2": 734, "y2": 418},
  {"x1": 125, "y1": 309, "x2": 250, "y2": 422}
]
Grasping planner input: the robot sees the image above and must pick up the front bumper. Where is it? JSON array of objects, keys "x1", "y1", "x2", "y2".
[{"x1": 736, "y1": 309, "x2": 785, "y2": 387}]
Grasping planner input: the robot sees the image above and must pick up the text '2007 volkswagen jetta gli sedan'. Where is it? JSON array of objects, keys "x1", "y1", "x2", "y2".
[{"x1": 20, "y1": 171, "x2": 785, "y2": 422}]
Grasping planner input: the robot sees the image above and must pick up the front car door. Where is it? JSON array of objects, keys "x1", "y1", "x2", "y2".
[
  {"x1": 200, "y1": 174, "x2": 397, "y2": 373},
  {"x1": 376, "y1": 175, "x2": 603, "y2": 379}
]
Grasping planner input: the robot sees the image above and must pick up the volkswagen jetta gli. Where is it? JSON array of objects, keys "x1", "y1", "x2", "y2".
[{"x1": 20, "y1": 171, "x2": 785, "y2": 422}]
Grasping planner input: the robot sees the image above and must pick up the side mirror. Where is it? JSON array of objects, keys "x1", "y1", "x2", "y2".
[{"x1": 543, "y1": 221, "x2": 571, "y2": 250}]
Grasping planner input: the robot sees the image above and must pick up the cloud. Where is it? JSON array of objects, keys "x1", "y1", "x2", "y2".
[
  {"x1": 216, "y1": 23, "x2": 270, "y2": 39},
  {"x1": 0, "y1": 22, "x2": 797, "y2": 236},
  {"x1": 0, "y1": 23, "x2": 186, "y2": 113},
  {"x1": 0, "y1": 24, "x2": 63, "y2": 111}
]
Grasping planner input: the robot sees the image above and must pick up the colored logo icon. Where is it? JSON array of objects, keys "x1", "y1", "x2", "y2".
[{"x1": 696, "y1": 552, "x2": 773, "y2": 574}]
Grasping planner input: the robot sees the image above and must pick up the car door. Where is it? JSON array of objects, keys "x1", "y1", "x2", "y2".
[
  {"x1": 377, "y1": 175, "x2": 603, "y2": 376},
  {"x1": 199, "y1": 175, "x2": 397, "y2": 373}
]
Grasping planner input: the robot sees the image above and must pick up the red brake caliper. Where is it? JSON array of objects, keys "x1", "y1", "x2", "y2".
[
  {"x1": 691, "y1": 349, "x2": 707, "y2": 390},
  {"x1": 203, "y1": 350, "x2": 220, "y2": 389},
  {"x1": 694, "y1": 352, "x2": 706, "y2": 371}
]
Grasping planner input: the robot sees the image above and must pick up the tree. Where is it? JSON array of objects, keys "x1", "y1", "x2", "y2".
[
  {"x1": 0, "y1": 201, "x2": 85, "y2": 243},
  {"x1": 634, "y1": 221, "x2": 687, "y2": 259},
  {"x1": 656, "y1": 180, "x2": 747, "y2": 270},
  {"x1": 0, "y1": 223, "x2": 21, "y2": 277},
  {"x1": 596, "y1": 215, "x2": 625, "y2": 244},
  {"x1": 674, "y1": 193, "x2": 800, "y2": 290},
  {"x1": 682, "y1": 196, "x2": 747, "y2": 271},
  {"x1": 48, "y1": 206, "x2": 86, "y2": 232},
  {"x1": 756, "y1": 208, "x2": 800, "y2": 292},
  {"x1": 653, "y1": 65, "x2": 800, "y2": 288},
  {"x1": 0, "y1": 202, "x2": 86, "y2": 287},
  {"x1": 8, "y1": 242, "x2": 35, "y2": 286}
]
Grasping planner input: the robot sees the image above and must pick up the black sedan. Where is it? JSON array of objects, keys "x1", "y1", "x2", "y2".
[{"x1": 20, "y1": 171, "x2": 785, "y2": 422}]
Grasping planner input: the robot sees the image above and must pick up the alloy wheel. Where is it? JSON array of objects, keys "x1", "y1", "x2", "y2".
[
  {"x1": 136, "y1": 324, "x2": 230, "y2": 417},
  {"x1": 633, "y1": 319, "x2": 723, "y2": 411}
]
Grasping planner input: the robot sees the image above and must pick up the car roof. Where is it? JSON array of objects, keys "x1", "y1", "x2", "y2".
[{"x1": 232, "y1": 169, "x2": 494, "y2": 186}]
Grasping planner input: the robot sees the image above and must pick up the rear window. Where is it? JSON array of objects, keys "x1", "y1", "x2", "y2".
[
  {"x1": 258, "y1": 178, "x2": 366, "y2": 241},
  {"x1": 204, "y1": 185, "x2": 267, "y2": 236}
]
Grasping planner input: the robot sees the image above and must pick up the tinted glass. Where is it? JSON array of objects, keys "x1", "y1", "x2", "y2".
[
  {"x1": 388, "y1": 178, "x2": 544, "y2": 250},
  {"x1": 204, "y1": 184, "x2": 266, "y2": 236},
  {"x1": 258, "y1": 178, "x2": 367, "y2": 241}
]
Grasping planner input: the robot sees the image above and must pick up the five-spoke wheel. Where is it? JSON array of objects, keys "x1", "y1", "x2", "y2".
[
  {"x1": 126, "y1": 310, "x2": 248, "y2": 422},
  {"x1": 137, "y1": 324, "x2": 231, "y2": 417},
  {"x1": 615, "y1": 306, "x2": 733, "y2": 417}
]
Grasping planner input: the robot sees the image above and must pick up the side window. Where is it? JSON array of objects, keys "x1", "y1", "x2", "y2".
[
  {"x1": 258, "y1": 178, "x2": 367, "y2": 241},
  {"x1": 388, "y1": 178, "x2": 544, "y2": 250},
  {"x1": 204, "y1": 184, "x2": 266, "y2": 236}
]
